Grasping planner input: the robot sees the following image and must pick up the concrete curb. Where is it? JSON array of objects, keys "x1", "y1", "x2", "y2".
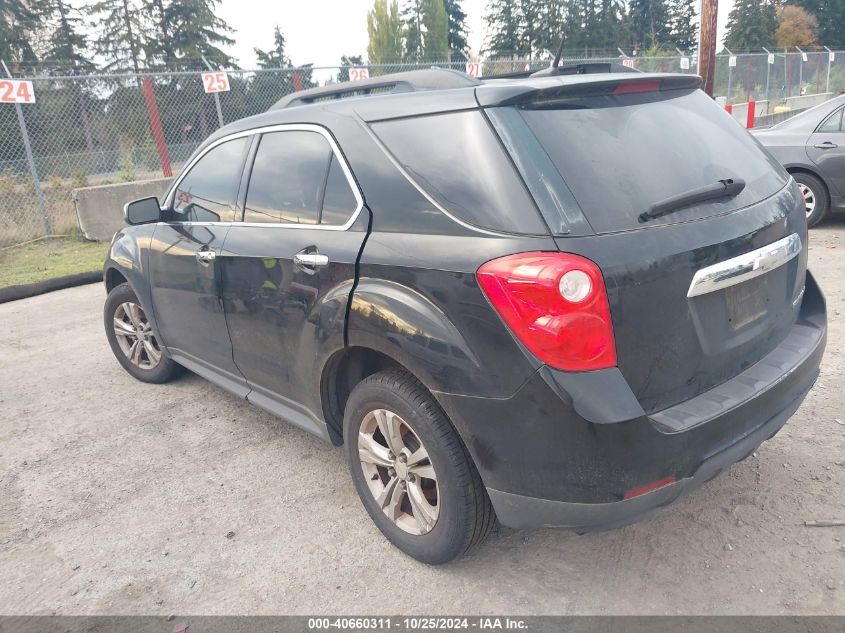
[{"x1": 0, "y1": 271, "x2": 101, "y2": 304}]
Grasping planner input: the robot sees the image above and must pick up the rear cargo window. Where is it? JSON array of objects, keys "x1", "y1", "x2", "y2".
[
  {"x1": 491, "y1": 89, "x2": 789, "y2": 234},
  {"x1": 371, "y1": 111, "x2": 548, "y2": 235}
]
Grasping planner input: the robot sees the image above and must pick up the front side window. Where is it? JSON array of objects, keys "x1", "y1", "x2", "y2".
[
  {"x1": 243, "y1": 130, "x2": 358, "y2": 225},
  {"x1": 171, "y1": 137, "x2": 249, "y2": 222}
]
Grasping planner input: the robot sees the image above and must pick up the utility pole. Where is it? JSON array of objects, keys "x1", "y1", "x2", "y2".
[{"x1": 698, "y1": 0, "x2": 718, "y2": 97}]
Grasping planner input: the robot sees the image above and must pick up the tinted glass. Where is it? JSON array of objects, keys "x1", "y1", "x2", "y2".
[
  {"x1": 320, "y1": 154, "x2": 358, "y2": 225},
  {"x1": 244, "y1": 131, "x2": 332, "y2": 225},
  {"x1": 509, "y1": 89, "x2": 789, "y2": 234},
  {"x1": 371, "y1": 111, "x2": 548, "y2": 235},
  {"x1": 818, "y1": 107, "x2": 843, "y2": 133},
  {"x1": 172, "y1": 137, "x2": 249, "y2": 222}
]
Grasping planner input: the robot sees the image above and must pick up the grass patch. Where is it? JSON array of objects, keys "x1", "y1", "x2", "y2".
[{"x1": 0, "y1": 237, "x2": 108, "y2": 288}]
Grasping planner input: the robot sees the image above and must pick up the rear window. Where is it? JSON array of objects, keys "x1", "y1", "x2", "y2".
[
  {"x1": 490, "y1": 89, "x2": 789, "y2": 234},
  {"x1": 371, "y1": 111, "x2": 548, "y2": 235}
]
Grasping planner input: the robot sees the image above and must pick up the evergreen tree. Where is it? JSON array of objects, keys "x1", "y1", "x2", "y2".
[
  {"x1": 164, "y1": 0, "x2": 236, "y2": 69},
  {"x1": 144, "y1": 0, "x2": 176, "y2": 67},
  {"x1": 0, "y1": 0, "x2": 41, "y2": 68},
  {"x1": 724, "y1": 0, "x2": 776, "y2": 51},
  {"x1": 422, "y1": 0, "x2": 448, "y2": 59},
  {"x1": 90, "y1": 0, "x2": 146, "y2": 72},
  {"x1": 795, "y1": 0, "x2": 845, "y2": 47},
  {"x1": 628, "y1": 0, "x2": 671, "y2": 50},
  {"x1": 484, "y1": 0, "x2": 524, "y2": 57},
  {"x1": 367, "y1": 0, "x2": 403, "y2": 65},
  {"x1": 42, "y1": 0, "x2": 94, "y2": 71},
  {"x1": 444, "y1": 0, "x2": 468, "y2": 59},
  {"x1": 591, "y1": 0, "x2": 627, "y2": 52},
  {"x1": 401, "y1": 0, "x2": 423, "y2": 61},
  {"x1": 254, "y1": 26, "x2": 289, "y2": 68},
  {"x1": 667, "y1": 0, "x2": 697, "y2": 50},
  {"x1": 338, "y1": 54, "x2": 364, "y2": 81}
]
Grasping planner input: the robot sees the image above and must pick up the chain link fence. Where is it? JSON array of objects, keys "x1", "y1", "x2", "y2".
[{"x1": 2, "y1": 52, "x2": 844, "y2": 246}]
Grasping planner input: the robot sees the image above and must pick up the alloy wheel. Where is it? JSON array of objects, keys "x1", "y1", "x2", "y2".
[
  {"x1": 799, "y1": 183, "x2": 816, "y2": 219},
  {"x1": 113, "y1": 302, "x2": 162, "y2": 370},
  {"x1": 357, "y1": 409, "x2": 439, "y2": 535}
]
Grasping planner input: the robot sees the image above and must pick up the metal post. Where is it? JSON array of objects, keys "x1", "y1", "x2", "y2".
[
  {"x1": 825, "y1": 46, "x2": 832, "y2": 94},
  {"x1": 724, "y1": 47, "x2": 733, "y2": 104},
  {"x1": 2, "y1": 60, "x2": 50, "y2": 235},
  {"x1": 796, "y1": 47, "x2": 804, "y2": 94},
  {"x1": 762, "y1": 47, "x2": 771, "y2": 110},
  {"x1": 201, "y1": 55, "x2": 225, "y2": 129}
]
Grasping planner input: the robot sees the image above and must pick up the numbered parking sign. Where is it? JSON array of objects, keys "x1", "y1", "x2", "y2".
[
  {"x1": 201, "y1": 71, "x2": 230, "y2": 93},
  {"x1": 622, "y1": 58, "x2": 635, "y2": 68},
  {"x1": 465, "y1": 62, "x2": 482, "y2": 78},
  {"x1": 349, "y1": 67, "x2": 370, "y2": 81},
  {"x1": 768, "y1": 53, "x2": 775, "y2": 65},
  {"x1": 801, "y1": 52, "x2": 808, "y2": 62},
  {"x1": 0, "y1": 79, "x2": 35, "y2": 104},
  {"x1": 728, "y1": 56, "x2": 737, "y2": 67},
  {"x1": 680, "y1": 57, "x2": 690, "y2": 70},
  {"x1": 830, "y1": 52, "x2": 836, "y2": 63}
]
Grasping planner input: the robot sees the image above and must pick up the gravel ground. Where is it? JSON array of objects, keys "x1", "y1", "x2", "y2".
[{"x1": 1, "y1": 220, "x2": 844, "y2": 616}]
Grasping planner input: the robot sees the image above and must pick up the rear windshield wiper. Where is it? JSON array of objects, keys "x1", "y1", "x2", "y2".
[{"x1": 639, "y1": 178, "x2": 746, "y2": 223}]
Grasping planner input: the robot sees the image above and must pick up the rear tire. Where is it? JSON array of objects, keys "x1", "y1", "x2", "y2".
[
  {"x1": 104, "y1": 283, "x2": 179, "y2": 384},
  {"x1": 344, "y1": 369, "x2": 495, "y2": 564},
  {"x1": 794, "y1": 172, "x2": 829, "y2": 228}
]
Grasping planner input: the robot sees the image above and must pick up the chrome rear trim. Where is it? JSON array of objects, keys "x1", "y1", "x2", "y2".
[{"x1": 687, "y1": 233, "x2": 802, "y2": 298}]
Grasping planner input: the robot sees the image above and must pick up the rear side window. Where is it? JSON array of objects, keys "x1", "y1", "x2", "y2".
[
  {"x1": 321, "y1": 155, "x2": 359, "y2": 225},
  {"x1": 493, "y1": 89, "x2": 790, "y2": 234},
  {"x1": 371, "y1": 111, "x2": 548, "y2": 235},
  {"x1": 171, "y1": 137, "x2": 249, "y2": 222},
  {"x1": 818, "y1": 107, "x2": 843, "y2": 132}
]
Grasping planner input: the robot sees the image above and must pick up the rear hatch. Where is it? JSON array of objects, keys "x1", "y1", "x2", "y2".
[{"x1": 480, "y1": 75, "x2": 808, "y2": 413}]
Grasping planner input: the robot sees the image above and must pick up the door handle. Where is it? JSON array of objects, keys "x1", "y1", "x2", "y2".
[
  {"x1": 814, "y1": 142, "x2": 838, "y2": 149},
  {"x1": 196, "y1": 250, "x2": 217, "y2": 263},
  {"x1": 293, "y1": 252, "x2": 330, "y2": 270}
]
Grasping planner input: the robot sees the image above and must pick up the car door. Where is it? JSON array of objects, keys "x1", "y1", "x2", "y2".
[
  {"x1": 806, "y1": 105, "x2": 845, "y2": 197},
  {"x1": 219, "y1": 126, "x2": 368, "y2": 433},
  {"x1": 147, "y1": 135, "x2": 252, "y2": 391}
]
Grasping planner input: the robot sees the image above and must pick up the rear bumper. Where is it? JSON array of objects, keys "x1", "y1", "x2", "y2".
[{"x1": 436, "y1": 271, "x2": 826, "y2": 531}]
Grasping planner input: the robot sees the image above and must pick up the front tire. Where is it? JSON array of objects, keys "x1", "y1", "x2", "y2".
[
  {"x1": 344, "y1": 369, "x2": 495, "y2": 564},
  {"x1": 794, "y1": 172, "x2": 829, "y2": 228},
  {"x1": 104, "y1": 283, "x2": 179, "y2": 384}
]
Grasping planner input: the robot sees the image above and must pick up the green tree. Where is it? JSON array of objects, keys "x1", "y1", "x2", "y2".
[
  {"x1": 401, "y1": 0, "x2": 423, "y2": 61},
  {"x1": 255, "y1": 25, "x2": 289, "y2": 68},
  {"x1": 484, "y1": 0, "x2": 524, "y2": 57},
  {"x1": 444, "y1": 0, "x2": 468, "y2": 59},
  {"x1": 42, "y1": 0, "x2": 94, "y2": 71},
  {"x1": 629, "y1": 0, "x2": 671, "y2": 49},
  {"x1": 814, "y1": 0, "x2": 845, "y2": 47},
  {"x1": 723, "y1": 0, "x2": 777, "y2": 51},
  {"x1": 0, "y1": 0, "x2": 41, "y2": 69},
  {"x1": 367, "y1": 0, "x2": 403, "y2": 65},
  {"x1": 144, "y1": 0, "x2": 176, "y2": 67},
  {"x1": 338, "y1": 54, "x2": 364, "y2": 81},
  {"x1": 90, "y1": 0, "x2": 146, "y2": 72},
  {"x1": 667, "y1": 0, "x2": 697, "y2": 50},
  {"x1": 422, "y1": 0, "x2": 448, "y2": 59},
  {"x1": 164, "y1": 0, "x2": 236, "y2": 69}
]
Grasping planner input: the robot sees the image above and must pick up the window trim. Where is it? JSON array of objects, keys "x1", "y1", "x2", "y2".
[{"x1": 163, "y1": 123, "x2": 364, "y2": 231}]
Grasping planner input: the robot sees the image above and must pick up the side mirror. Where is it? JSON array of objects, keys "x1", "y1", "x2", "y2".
[{"x1": 124, "y1": 197, "x2": 162, "y2": 225}]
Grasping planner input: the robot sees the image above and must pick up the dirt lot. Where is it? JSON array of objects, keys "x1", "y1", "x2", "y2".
[{"x1": 1, "y1": 221, "x2": 844, "y2": 616}]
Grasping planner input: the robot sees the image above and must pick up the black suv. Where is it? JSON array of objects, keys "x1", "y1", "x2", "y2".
[{"x1": 104, "y1": 69, "x2": 826, "y2": 564}]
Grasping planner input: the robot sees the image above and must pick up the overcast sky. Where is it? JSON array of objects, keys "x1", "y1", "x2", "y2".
[{"x1": 217, "y1": 0, "x2": 734, "y2": 69}]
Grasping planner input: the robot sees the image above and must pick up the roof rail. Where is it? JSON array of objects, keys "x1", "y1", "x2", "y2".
[{"x1": 271, "y1": 68, "x2": 481, "y2": 110}]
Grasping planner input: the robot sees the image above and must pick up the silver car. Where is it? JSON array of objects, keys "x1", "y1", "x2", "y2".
[{"x1": 753, "y1": 94, "x2": 845, "y2": 226}]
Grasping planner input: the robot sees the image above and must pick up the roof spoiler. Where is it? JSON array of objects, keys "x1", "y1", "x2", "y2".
[{"x1": 476, "y1": 74, "x2": 702, "y2": 108}]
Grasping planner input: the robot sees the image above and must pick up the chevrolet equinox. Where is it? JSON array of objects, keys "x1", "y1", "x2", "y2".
[{"x1": 103, "y1": 68, "x2": 827, "y2": 564}]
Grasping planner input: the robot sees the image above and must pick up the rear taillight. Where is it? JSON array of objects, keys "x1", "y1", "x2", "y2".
[{"x1": 477, "y1": 252, "x2": 617, "y2": 372}]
